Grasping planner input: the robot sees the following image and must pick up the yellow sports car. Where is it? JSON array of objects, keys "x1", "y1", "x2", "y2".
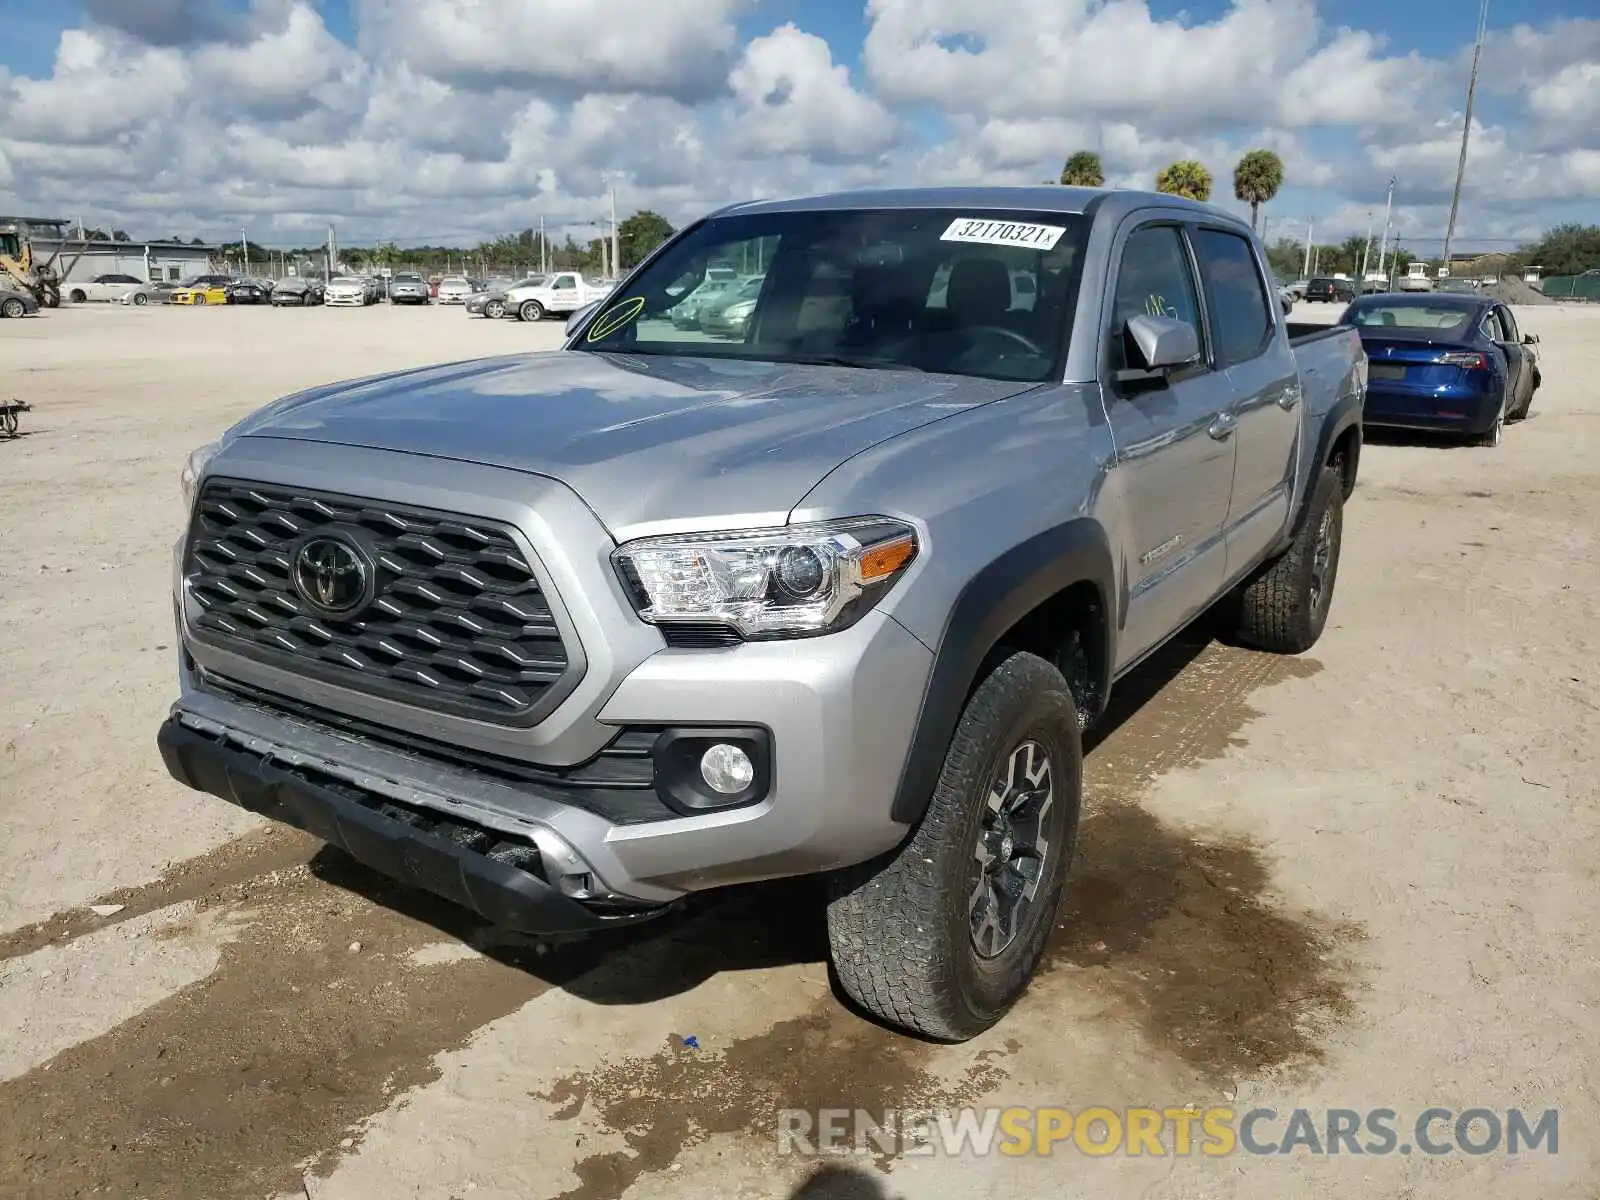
[{"x1": 170, "y1": 275, "x2": 233, "y2": 305}]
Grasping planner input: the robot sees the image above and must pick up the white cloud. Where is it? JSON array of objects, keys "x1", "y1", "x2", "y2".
[
  {"x1": 4, "y1": 29, "x2": 187, "y2": 145},
  {"x1": 353, "y1": 0, "x2": 747, "y2": 101},
  {"x1": 728, "y1": 25, "x2": 897, "y2": 162},
  {"x1": 0, "y1": 2, "x2": 1592, "y2": 250}
]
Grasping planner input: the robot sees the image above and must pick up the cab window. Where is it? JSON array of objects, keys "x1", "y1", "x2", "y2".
[{"x1": 1109, "y1": 224, "x2": 1203, "y2": 373}]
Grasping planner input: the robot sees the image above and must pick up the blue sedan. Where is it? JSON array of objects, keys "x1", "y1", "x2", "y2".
[{"x1": 1337, "y1": 293, "x2": 1540, "y2": 446}]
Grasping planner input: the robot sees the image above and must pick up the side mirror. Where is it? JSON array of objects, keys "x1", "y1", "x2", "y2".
[
  {"x1": 1523, "y1": 333, "x2": 1539, "y2": 345},
  {"x1": 565, "y1": 301, "x2": 600, "y2": 338},
  {"x1": 1126, "y1": 313, "x2": 1201, "y2": 373}
]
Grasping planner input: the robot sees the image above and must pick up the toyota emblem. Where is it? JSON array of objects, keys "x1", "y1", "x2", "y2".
[{"x1": 291, "y1": 535, "x2": 372, "y2": 617}]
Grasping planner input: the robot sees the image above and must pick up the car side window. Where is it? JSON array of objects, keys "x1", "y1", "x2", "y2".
[
  {"x1": 1108, "y1": 224, "x2": 1204, "y2": 373},
  {"x1": 553, "y1": 275, "x2": 576, "y2": 290},
  {"x1": 1193, "y1": 229, "x2": 1274, "y2": 367}
]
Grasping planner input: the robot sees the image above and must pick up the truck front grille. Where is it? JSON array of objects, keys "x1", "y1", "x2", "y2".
[{"x1": 184, "y1": 480, "x2": 574, "y2": 725}]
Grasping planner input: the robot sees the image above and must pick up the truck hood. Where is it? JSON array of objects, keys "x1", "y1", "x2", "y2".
[{"x1": 229, "y1": 350, "x2": 1033, "y2": 537}]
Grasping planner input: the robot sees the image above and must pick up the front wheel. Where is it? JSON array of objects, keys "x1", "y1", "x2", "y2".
[
  {"x1": 193, "y1": 294, "x2": 206, "y2": 305},
  {"x1": 826, "y1": 652, "x2": 1081, "y2": 1041},
  {"x1": 1232, "y1": 465, "x2": 1345, "y2": 654},
  {"x1": 484, "y1": 299, "x2": 506, "y2": 319},
  {"x1": 1, "y1": 298, "x2": 25, "y2": 318},
  {"x1": 519, "y1": 299, "x2": 545, "y2": 321}
]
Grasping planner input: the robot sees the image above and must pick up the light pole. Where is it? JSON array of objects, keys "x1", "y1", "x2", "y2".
[
  {"x1": 1376, "y1": 176, "x2": 1395, "y2": 281},
  {"x1": 1441, "y1": 0, "x2": 1490, "y2": 273},
  {"x1": 1302, "y1": 218, "x2": 1314, "y2": 280}
]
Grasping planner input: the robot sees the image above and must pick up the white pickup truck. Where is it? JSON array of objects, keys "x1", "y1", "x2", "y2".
[{"x1": 507, "y1": 272, "x2": 613, "y2": 321}]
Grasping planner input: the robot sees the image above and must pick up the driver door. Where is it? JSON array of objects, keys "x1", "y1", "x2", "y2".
[{"x1": 1101, "y1": 219, "x2": 1238, "y2": 670}]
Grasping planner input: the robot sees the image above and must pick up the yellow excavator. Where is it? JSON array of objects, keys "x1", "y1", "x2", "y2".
[{"x1": 0, "y1": 220, "x2": 63, "y2": 308}]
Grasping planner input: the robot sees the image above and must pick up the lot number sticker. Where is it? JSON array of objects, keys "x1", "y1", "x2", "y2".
[{"x1": 940, "y1": 218, "x2": 1067, "y2": 251}]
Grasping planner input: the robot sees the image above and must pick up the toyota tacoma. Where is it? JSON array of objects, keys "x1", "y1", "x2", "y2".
[{"x1": 159, "y1": 187, "x2": 1365, "y2": 1041}]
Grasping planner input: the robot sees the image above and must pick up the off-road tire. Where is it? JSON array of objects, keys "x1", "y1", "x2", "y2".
[
  {"x1": 1, "y1": 298, "x2": 25, "y2": 319},
  {"x1": 519, "y1": 299, "x2": 545, "y2": 321},
  {"x1": 1233, "y1": 465, "x2": 1344, "y2": 654},
  {"x1": 826, "y1": 652, "x2": 1082, "y2": 1042}
]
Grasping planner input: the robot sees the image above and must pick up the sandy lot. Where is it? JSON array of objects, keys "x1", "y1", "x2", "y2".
[{"x1": 2, "y1": 300, "x2": 1597, "y2": 1199}]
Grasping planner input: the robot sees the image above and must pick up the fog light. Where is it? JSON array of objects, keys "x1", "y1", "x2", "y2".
[{"x1": 700, "y1": 743, "x2": 755, "y2": 794}]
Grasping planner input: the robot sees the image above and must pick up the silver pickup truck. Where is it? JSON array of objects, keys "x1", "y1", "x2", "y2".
[{"x1": 159, "y1": 187, "x2": 1365, "y2": 1041}]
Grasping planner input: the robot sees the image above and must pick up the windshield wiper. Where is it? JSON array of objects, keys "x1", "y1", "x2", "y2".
[{"x1": 784, "y1": 353, "x2": 925, "y2": 373}]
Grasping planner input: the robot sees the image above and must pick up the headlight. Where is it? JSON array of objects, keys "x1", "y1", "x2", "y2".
[
  {"x1": 613, "y1": 518, "x2": 918, "y2": 640},
  {"x1": 180, "y1": 440, "x2": 221, "y2": 509}
]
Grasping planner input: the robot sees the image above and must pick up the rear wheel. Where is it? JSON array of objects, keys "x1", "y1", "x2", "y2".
[
  {"x1": 132, "y1": 292, "x2": 148, "y2": 306},
  {"x1": 1232, "y1": 465, "x2": 1344, "y2": 654},
  {"x1": 1475, "y1": 393, "x2": 1506, "y2": 447},
  {"x1": 69, "y1": 289, "x2": 86, "y2": 304},
  {"x1": 826, "y1": 652, "x2": 1081, "y2": 1041}
]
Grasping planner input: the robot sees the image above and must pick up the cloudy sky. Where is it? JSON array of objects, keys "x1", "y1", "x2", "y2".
[{"x1": 1, "y1": 0, "x2": 1595, "y2": 252}]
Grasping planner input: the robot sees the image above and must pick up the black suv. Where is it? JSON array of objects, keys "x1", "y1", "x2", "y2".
[{"x1": 1306, "y1": 276, "x2": 1356, "y2": 303}]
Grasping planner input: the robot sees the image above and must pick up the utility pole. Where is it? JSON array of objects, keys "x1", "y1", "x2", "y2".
[
  {"x1": 241, "y1": 227, "x2": 250, "y2": 275},
  {"x1": 1301, "y1": 218, "x2": 1314, "y2": 280},
  {"x1": 1359, "y1": 211, "x2": 1374, "y2": 283},
  {"x1": 1442, "y1": 0, "x2": 1490, "y2": 273},
  {"x1": 538, "y1": 216, "x2": 546, "y2": 275},
  {"x1": 608, "y1": 182, "x2": 620, "y2": 280},
  {"x1": 326, "y1": 225, "x2": 335, "y2": 278},
  {"x1": 1376, "y1": 177, "x2": 1396, "y2": 280}
]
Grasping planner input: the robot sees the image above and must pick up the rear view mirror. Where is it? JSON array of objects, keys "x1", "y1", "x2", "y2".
[
  {"x1": 1126, "y1": 313, "x2": 1201, "y2": 372},
  {"x1": 565, "y1": 301, "x2": 599, "y2": 338}
]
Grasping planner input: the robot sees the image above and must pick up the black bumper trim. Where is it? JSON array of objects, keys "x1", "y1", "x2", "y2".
[{"x1": 157, "y1": 717, "x2": 667, "y2": 933}]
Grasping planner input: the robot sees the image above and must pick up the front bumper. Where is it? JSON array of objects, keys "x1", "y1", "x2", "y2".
[
  {"x1": 166, "y1": 442, "x2": 934, "y2": 925},
  {"x1": 158, "y1": 715, "x2": 667, "y2": 932},
  {"x1": 325, "y1": 293, "x2": 366, "y2": 306}
]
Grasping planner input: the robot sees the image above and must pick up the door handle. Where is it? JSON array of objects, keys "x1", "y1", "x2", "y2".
[
  {"x1": 1276, "y1": 386, "x2": 1301, "y2": 410},
  {"x1": 1207, "y1": 413, "x2": 1237, "y2": 441}
]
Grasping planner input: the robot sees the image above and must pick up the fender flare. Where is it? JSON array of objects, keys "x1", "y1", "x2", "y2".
[
  {"x1": 1314, "y1": 390, "x2": 1362, "y2": 494},
  {"x1": 889, "y1": 518, "x2": 1116, "y2": 825}
]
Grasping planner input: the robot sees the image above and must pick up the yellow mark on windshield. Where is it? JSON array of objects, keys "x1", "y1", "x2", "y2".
[{"x1": 586, "y1": 295, "x2": 646, "y2": 341}]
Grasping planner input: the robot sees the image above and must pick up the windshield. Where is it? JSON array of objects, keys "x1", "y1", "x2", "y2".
[
  {"x1": 577, "y1": 207, "x2": 1089, "y2": 382},
  {"x1": 441, "y1": 276, "x2": 468, "y2": 286},
  {"x1": 1343, "y1": 303, "x2": 1474, "y2": 335}
]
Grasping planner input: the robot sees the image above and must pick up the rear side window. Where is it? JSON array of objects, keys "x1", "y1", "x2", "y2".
[
  {"x1": 1194, "y1": 229, "x2": 1273, "y2": 366},
  {"x1": 1109, "y1": 225, "x2": 1203, "y2": 373}
]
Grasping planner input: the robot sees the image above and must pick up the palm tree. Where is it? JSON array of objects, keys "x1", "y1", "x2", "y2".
[
  {"x1": 1233, "y1": 149, "x2": 1285, "y2": 232},
  {"x1": 1060, "y1": 151, "x2": 1105, "y2": 187},
  {"x1": 1155, "y1": 160, "x2": 1213, "y2": 203}
]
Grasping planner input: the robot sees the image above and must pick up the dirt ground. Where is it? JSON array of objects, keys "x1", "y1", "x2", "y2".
[{"x1": 2, "y1": 300, "x2": 1597, "y2": 1199}]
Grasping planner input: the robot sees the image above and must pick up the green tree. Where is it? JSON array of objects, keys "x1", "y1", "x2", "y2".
[
  {"x1": 1155, "y1": 160, "x2": 1212, "y2": 203},
  {"x1": 617, "y1": 210, "x2": 675, "y2": 268},
  {"x1": 1340, "y1": 235, "x2": 1366, "y2": 274},
  {"x1": 1059, "y1": 151, "x2": 1104, "y2": 187},
  {"x1": 1518, "y1": 223, "x2": 1600, "y2": 275},
  {"x1": 1232, "y1": 149, "x2": 1284, "y2": 232}
]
